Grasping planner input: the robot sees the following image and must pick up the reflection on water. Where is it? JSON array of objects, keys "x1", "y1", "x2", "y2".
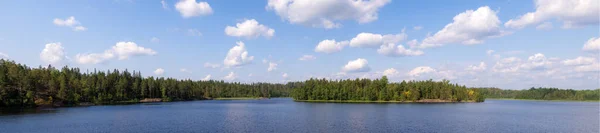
[{"x1": 0, "y1": 98, "x2": 598, "y2": 133}]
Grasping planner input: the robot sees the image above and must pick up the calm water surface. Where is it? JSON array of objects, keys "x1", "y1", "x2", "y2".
[{"x1": 0, "y1": 98, "x2": 598, "y2": 133}]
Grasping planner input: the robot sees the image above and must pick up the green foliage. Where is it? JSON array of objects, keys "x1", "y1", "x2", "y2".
[
  {"x1": 290, "y1": 77, "x2": 485, "y2": 102},
  {"x1": 0, "y1": 59, "x2": 291, "y2": 107},
  {"x1": 477, "y1": 87, "x2": 600, "y2": 101}
]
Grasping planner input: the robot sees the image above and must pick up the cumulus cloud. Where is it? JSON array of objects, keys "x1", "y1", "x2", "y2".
[
  {"x1": 492, "y1": 57, "x2": 522, "y2": 73},
  {"x1": 225, "y1": 19, "x2": 275, "y2": 39},
  {"x1": 154, "y1": 68, "x2": 165, "y2": 75},
  {"x1": 377, "y1": 43, "x2": 424, "y2": 57},
  {"x1": 223, "y1": 72, "x2": 237, "y2": 81},
  {"x1": 563, "y1": 56, "x2": 597, "y2": 66},
  {"x1": 53, "y1": 16, "x2": 86, "y2": 31},
  {"x1": 298, "y1": 55, "x2": 316, "y2": 61},
  {"x1": 282, "y1": 73, "x2": 289, "y2": 79},
  {"x1": 505, "y1": 0, "x2": 599, "y2": 29},
  {"x1": 466, "y1": 62, "x2": 487, "y2": 72},
  {"x1": 349, "y1": 32, "x2": 407, "y2": 48},
  {"x1": 486, "y1": 50, "x2": 495, "y2": 55},
  {"x1": 315, "y1": 39, "x2": 348, "y2": 53},
  {"x1": 204, "y1": 62, "x2": 220, "y2": 68},
  {"x1": 582, "y1": 37, "x2": 600, "y2": 51},
  {"x1": 224, "y1": 41, "x2": 254, "y2": 67},
  {"x1": 419, "y1": 6, "x2": 503, "y2": 49},
  {"x1": 175, "y1": 0, "x2": 213, "y2": 18},
  {"x1": 75, "y1": 42, "x2": 156, "y2": 64},
  {"x1": 408, "y1": 66, "x2": 436, "y2": 77},
  {"x1": 520, "y1": 53, "x2": 552, "y2": 70},
  {"x1": 268, "y1": 62, "x2": 278, "y2": 72},
  {"x1": 266, "y1": 0, "x2": 391, "y2": 29},
  {"x1": 382, "y1": 68, "x2": 399, "y2": 76},
  {"x1": 574, "y1": 63, "x2": 600, "y2": 72},
  {"x1": 342, "y1": 58, "x2": 371, "y2": 72},
  {"x1": 40, "y1": 42, "x2": 66, "y2": 65},
  {"x1": 202, "y1": 74, "x2": 211, "y2": 81}
]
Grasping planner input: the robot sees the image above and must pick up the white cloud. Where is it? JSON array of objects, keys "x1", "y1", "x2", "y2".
[
  {"x1": 466, "y1": 62, "x2": 487, "y2": 72},
  {"x1": 282, "y1": 73, "x2": 289, "y2": 79},
  {"x1": 150, "y1": 37, "x2": 160, "y2": 43},
  {"x1": 268, "y1": 62, "x2": 278, "y2": 72},
  {"x1": 180, "y1": 68, "x2": 192, "y2": 73},
  {"x1": 187, "y1": 29, "x2": 202, "y2": 36},
  {"x1": 224, "y1": 41, "x2": 254, "y2": 67},
  {"x1": 75, "y1": 41, "x2": 156, "y2": 64},
  {"x1": 520, "y1": 53, "x2": 552, "y2": 70},
  {"x1": 535, "y1": 22, "x2": 553, "y2": 30},
  {"x1": 419, "y1": 6, "x2": 503, "y2": 48},
  {"x1": 408, "y1": 66, "x2": 436, "y2": 77},
  {"x1": 413, "y1": 26, "x2": 423, "y2": 30},
  {"x1": 563, "y1": 56, "x2": 597, "y2": 66},
  {"x1": 0, "y1": 52, "x2": 9, "y2": 59},
  {"x1": 492, "y1": 57, "x2": 522, "y2": 73},
  {"x1": 575, "y1": 63, "x2": 600, "y2": 72},
  {"x1": 342, "y1": 58, "x2": 370, "y2": 72},
  {"x1": 175, "y1": 0, "x2": 213, "y2": 18},
  {"x1": 204, "y1": 62, "x2": 220, "y2": 68},
  {"x1": 202, "y1": 74, "x2": 211, "y2": 81},
  {"x1": 223, "y1": 72, "x2": 237, "y2": 81},
  {"x1": 298, "y1": 55, "x2": 316, "y2": 61},
  {"x1": 486, "y1": 50, "x2": 495, "y2": 55},
  {"x1": 154, "y1": 68, "x2": 165, "y2": 75},
  {"x1": 314, "y1": 39, "x2": 348, "y2": 53},
  {"x1": 53, "y1": 16, "x2": 86, "y2": 31},
  {"x1": 111, "y1": 42, "x2": 157, "y2": 60},
  {"x1": 505, "y1": 0, "x2": 599, "y2": 29},
  {"x1": 349, "y1": 32, "x2": 407, "y2": 48},
  {"x1": 266, "y1": 0, "x2": 391, "y2": 29},
  {"x1": 161, "y1": 0, "x2": 168, "y2": 9},
  {"x1": 583, "y1": 37, "x2": 600, "y2": 51},
  {"x1": 382, "y1": 68, "x2": 399, "y2": 76},
  {"x1": 377, "y1": 43, "x2": 424, "y2": 57},
  {"x1": 225, "y1": 19, "x2": 275, "y2": 39},
  {"x1": 40, "y1": 42, "x2": 66, "y2": 65}
]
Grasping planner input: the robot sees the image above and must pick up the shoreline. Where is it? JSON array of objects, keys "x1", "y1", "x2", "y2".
[
  {"x1": 294, "y1": 99, "x2": 478, "y2": 103},
  {"x1": 486, "y1": 98, "x2": 600, "y2": 102}
]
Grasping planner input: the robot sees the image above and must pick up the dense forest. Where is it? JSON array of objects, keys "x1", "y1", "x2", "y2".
[
  {"x1": 290, "y1": 77, "x2": 486, "y2": 102},
  {"x1": 477, "y1": 87, "x2": 599, "y2": 101},
  {"x1": 0, "y1": 60, "x2": 292, "y2": 107}
]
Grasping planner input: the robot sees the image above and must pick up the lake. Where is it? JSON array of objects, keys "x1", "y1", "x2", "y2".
[{"x1": 0, "y1": 98, "x2": 598, "y2": 133}]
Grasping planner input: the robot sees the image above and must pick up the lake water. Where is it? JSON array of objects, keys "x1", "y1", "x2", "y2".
[{"x1": 0, "y1": 98, "x2": 598, "y2": 133}]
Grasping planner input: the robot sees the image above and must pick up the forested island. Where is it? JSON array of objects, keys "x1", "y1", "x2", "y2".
[
  {"x1": 0, "y1": 59, "x2": 597, "y2": 108},
  {"x1": 289, "y1": 77, "x2": 485, "y2": 103}
]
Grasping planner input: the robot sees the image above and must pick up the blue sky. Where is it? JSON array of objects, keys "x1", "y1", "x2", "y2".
[{"x1": 0, "y1": 0, "x2": 598, "y2": 89}]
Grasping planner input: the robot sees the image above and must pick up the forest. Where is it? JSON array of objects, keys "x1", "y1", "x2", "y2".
[
  {"x1": 477, "y1": 87, "x2": 599, "y2": 101},
  {"x1": 289, "y1": 77, "x2": 486, "y2": 102},
  {"x1": 0, "y1": 60, "x2": 292, "y2": 107}
]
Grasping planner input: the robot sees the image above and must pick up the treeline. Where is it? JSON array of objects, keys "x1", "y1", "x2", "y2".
[
  {"x1": 0, "y1": 60, "x2": 291, "y2": 107},
  {"x1": 477, "y1": 87, "x2": 599, "y2": 101},
  {"x1": 290, "y1": 77, "x2": 485, "y2": 102}
]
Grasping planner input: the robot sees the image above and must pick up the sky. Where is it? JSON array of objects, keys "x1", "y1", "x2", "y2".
[{"x1": 0, "y1": 0, "x2": 598, "y2": 90}]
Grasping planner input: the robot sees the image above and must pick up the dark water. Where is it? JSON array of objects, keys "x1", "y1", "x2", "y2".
[{"x1": 0, "y1": 99, "x2": 598, "y2": 133}]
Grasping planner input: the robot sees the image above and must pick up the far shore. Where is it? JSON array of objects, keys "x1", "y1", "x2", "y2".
[
  {"x1": 213, "y1": 97, "x2": 268, "y2": 100},
  {"x1": 486, "y1": 98, "x2": 600, "y2": 102},
  {"x1": 295, "y1": 99, "x2": 477, "y2": 103}
]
